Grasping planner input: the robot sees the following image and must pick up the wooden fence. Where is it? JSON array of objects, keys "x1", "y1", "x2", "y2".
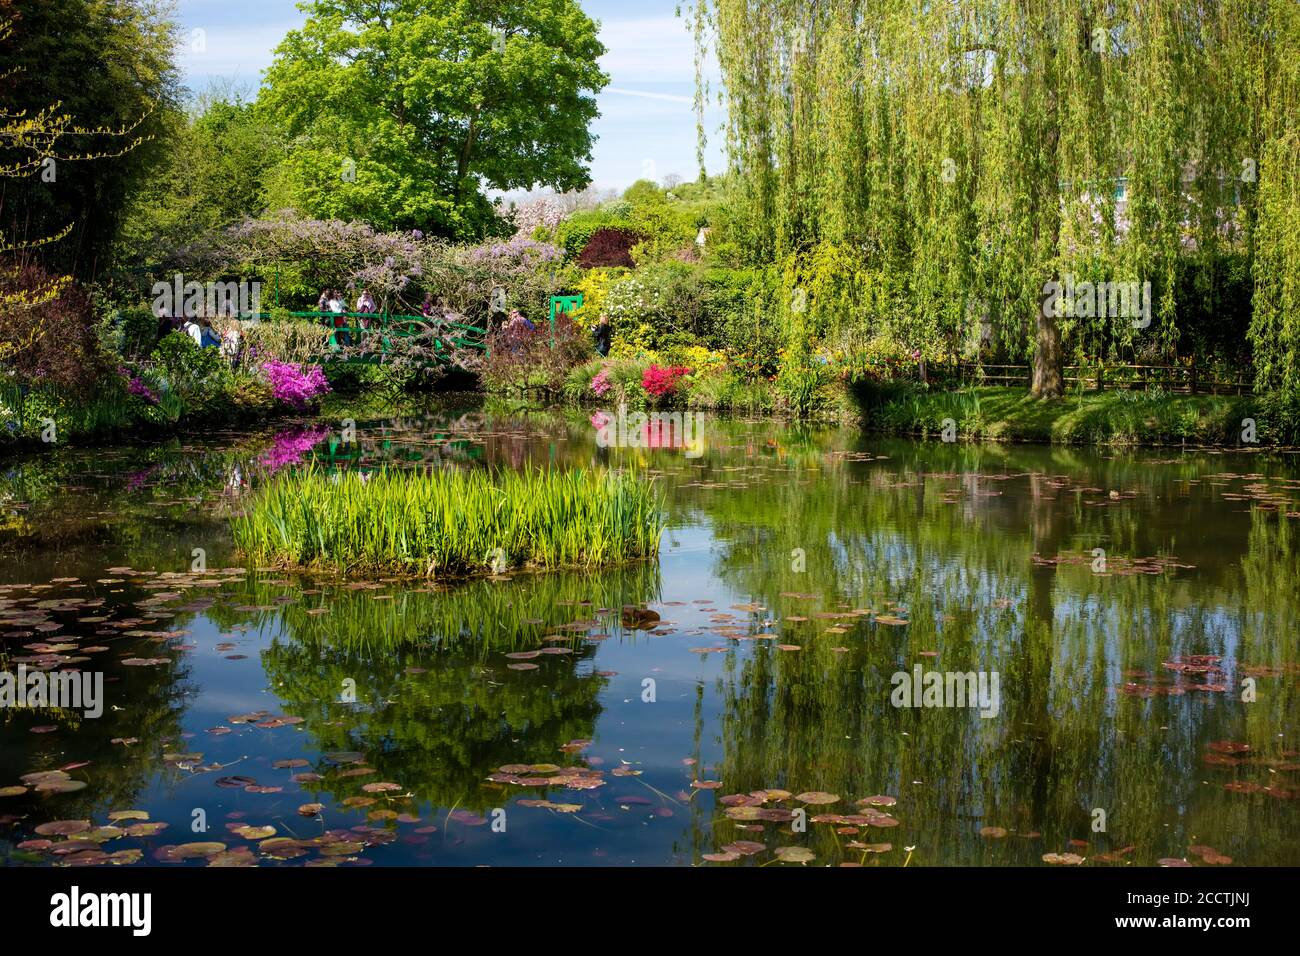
[{"x1": 938, "y1": 361, "x2": 1253, "y2": 395}]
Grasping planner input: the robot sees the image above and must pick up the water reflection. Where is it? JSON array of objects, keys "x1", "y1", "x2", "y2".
[{"x1": 0, "y1": 406, "x2": 1297, "y2": 866}]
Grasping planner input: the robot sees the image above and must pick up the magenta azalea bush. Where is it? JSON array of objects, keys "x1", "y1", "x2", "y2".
[
  {"x1": 590, "y1": 367, "x2": 612, "y2": 396},
  {"x1": 642, "y1": 363, "x2": 690, "y2": 399},
  {"x1": 261, "y1": 360, "x2": 331, "y2": 411}
]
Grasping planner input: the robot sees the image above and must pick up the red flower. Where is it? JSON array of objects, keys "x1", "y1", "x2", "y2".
[{"x1": 641, "y1": 363, "x2": 691, "y2": 398}]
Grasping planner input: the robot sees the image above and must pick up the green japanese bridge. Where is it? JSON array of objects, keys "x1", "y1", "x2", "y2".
[
  {"x1": 250, "y1": 310, "x2": 488, "y2": 366},
  {"x1": 236, "y1": 295, "x2": 586, "y2": 367}
]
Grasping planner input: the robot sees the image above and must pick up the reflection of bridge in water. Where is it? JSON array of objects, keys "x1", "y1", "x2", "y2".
[{"x1": 308, "y1": 432, "x2": 485, "y2": 471}]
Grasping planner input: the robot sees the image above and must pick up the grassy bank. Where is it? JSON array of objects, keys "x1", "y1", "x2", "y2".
[
  {"x1": 860, "y1": 385, "x2": 1299, "y2": 446},
  {"x1": 231, "y1": 466, "x2": 664, "y2": 576}
]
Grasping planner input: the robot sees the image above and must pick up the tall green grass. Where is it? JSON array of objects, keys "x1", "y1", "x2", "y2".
[{"x1": 231, "y1": 465, "x2": 664, "y2": 576}]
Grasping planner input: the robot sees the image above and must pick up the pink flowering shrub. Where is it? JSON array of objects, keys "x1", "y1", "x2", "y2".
[
  {"x1": 641, "y1": 364, "x2": 690, "y2": 399},
  {"x1": 590, "y1": 367, "x2": 612, "y2": 396},
  {"x1": 261, "y1": 360, "x2": 331, "y2": 411}
]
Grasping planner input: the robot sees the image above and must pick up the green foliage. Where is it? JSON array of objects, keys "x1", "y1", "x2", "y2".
[
  {"x1": 146, "y1": 331, "x2": 273, "y2": 422},
  {"x1": 239, "y1": 319, "x2": 333, "y2": 365},
  {"x1": 867, "y1": 386, "x2": 1271, "y2": 445},
  {"x1": 775, "y1": 351, "x2": 840, "y2": 419},
  {"x1": 704, "y1": 0, "x2": 1294, "y2": 394},
  {"x1": 151, "y1": 331, "x2": 222, "y2": 384},
  {"x1": 561, "y1": 358, "x2": 607, "y2": 402},
  {"x1": 1249, "y1": 0, "x2": 1300, "y2": 396},
  {"x1": 232, "y1": 466, "x2": 664, "y2": 575},
  {"x1": 117, "y1": 94, "x2": 279, "y2": 259},
  {"x1": 555, "y1": 209, "x2": 625, "y2": 260},
  {"x1": 0, "y1": 0, "x2": 180, "y2": 277},
  {"x1": 114, "y1": 304, "x2": 161, "y2": 359},
  {"x1": 256, "y1": 0, "x2": 609, "y2": 238},
  {"x1": 684, "y1": 366, "x2": 778, "y2": 413}
]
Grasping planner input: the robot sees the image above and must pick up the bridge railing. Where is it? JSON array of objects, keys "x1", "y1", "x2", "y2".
[{"x1": 240, "y1": 310, "x2": 488, "y2": 361}]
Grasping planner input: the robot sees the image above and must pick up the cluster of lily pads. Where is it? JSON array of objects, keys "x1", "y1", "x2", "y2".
[{"x1": 703, "y1": 790, "x2": 901, "y2": 866}]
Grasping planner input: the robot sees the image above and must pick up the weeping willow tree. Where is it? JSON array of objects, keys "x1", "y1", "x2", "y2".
[
  {"x1": 700, "y1": 0, "x2": 1294, "y2": 398},
  {"x1": 1249, "y1": 0, "x2": 1300, "y2": 396}
]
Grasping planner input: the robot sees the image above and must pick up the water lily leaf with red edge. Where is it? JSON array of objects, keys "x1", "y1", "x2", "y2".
[
  {"x1": 856, "y1": 795, "x2": 897, "y2": 807},
  {"x1": 108, "y1": 810, "x2": 148, "y2": 822},
  {"x1": 215, "y1": 775, "x2": 256, "y2": 789},
  {"x1": 775, "y1": 846, "x2": 815, "y2": 863},
  {"x1": 173, "y1": 842, "x2": 226, "y2": 859},
  {"x1": 795, "y1": 791, "x2": 839, "y2": 805},
  {"x1": 34, "y1": 820, "x2": 90, "y2": 836},
  {"x1": 230, "y1": 825, "x2": 277, "y2": 840},
  {"x1": 125, "y1": 822, "x2": 168, "y2": 837}
]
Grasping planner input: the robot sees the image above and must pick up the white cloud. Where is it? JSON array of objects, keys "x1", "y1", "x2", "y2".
[{"x1": 604, "y1": 87, "x2": 695, "y2": 105}]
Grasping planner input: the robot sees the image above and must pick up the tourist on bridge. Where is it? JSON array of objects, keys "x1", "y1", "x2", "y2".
[
  {"x1": 326, "y1": 290, "x2": 352, "y2": 346},
  {"x1": 356, "y1": 289, "x2": 377, "y2": 331}
]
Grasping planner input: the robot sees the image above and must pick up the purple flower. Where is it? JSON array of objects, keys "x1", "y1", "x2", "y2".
[
  {"x1": 118, "y1": 366, "x2": 158, "y2": 405},
  {"x1": 260, "y1": 360, "x2": 332, "y2": 411}
]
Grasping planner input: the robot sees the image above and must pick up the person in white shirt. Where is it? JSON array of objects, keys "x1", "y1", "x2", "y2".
[{"x1": 182, "y1": 318, "x2": 204, "y2": 346}]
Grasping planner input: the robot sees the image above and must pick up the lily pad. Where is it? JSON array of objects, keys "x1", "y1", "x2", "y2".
[{"x1": 774, "y1": 846, "x2": 816, "y2": 863}]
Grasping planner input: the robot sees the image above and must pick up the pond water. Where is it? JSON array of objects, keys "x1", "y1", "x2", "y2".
[{"x1": 1, "y1": 404, "x2": 1298, "y2": 867}]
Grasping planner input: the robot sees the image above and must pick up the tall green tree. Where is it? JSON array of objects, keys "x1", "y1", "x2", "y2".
[
  {"x1": 0, "y1": 0, "x2": 179, "y2": 278},
  {"x1": 1249, "y1": 0, "x2": 1300, "y2": 396},
  {"x1": 257, "y1": 0, "x2": 609, "y2": 239},
  {"x1": 115, "y1": 92, "x2": 281, "y2": 260},
  {"x1": 702, "y1": 0, "x2": 1284, "y2": 397}
]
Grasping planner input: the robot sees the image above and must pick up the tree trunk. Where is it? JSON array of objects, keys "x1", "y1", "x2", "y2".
[
  {"x1": 1031, "y1": 31, "x2": 1064, "y2": 401},
  {"x1": 453, "y1": 112, "x2": 478, "y2": 207},
  {"x1": 1032, "y1": 290, "x2": 1063, "y2": 398}
]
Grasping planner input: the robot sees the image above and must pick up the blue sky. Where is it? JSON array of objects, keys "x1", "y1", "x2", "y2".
[{"x1": 174, "y1": 0, "x2": 726, "y2": 192}]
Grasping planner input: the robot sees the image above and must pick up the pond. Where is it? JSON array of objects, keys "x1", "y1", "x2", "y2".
[{"x1": 1, "y1": 404, "x2": 1298, "y2": 867}]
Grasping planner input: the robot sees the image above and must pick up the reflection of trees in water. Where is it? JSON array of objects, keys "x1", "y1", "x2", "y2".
[
  {"x1": 0, "y1": 429, "x2": 295, "y2": 573},
  {"x1": 690, "y1": 445, "x2": 1300, "y2": 864},
  {"x1": 216, "y1": 564, "x2": 661, "y2": 813},
  {"x1": 0, "y1": 652, "x2": 193, "y2": 849}
]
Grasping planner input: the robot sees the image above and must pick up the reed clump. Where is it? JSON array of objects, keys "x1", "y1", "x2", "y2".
[{"x1": 231, "y1": 465, "x2": 663, "y2": 576}]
